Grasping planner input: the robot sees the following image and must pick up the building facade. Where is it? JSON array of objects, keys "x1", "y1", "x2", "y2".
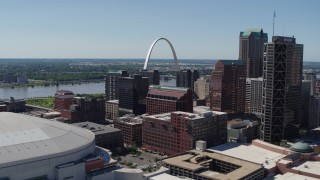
[
  {"x1": 105, "y1": 70, "x2": 129, "y2": 101},
  {"x1": 140, "y1": 69, "x2": 160, "y2": 85},
  {"x1": 54, "y1": 90, "x2": 75, "y2": 112},
  {"x1": 246, "y1": 77, "x2": 263, "y2": 114},
  {"x1": 106, "y1": 100, "x2": 119, "y2": 120},
  {"x1": 60, "y1": 97, "x2": 105, "y2": 123},
  {"x1": 210, "y1": 60, "x2": 246, "y2": 114},
  {"x1": 119, "y1": 75, "x2": 149, "y2": 116},
  {"x1": 114, "y1": 114, "x2": 143, "y2": 146},
  {"x1": 239, "y1": 28, "x2": 268, "y2": 78},
  {"x1": 260, "y1": 36, "x2": 303, "y2": 144},
  {"x1": 142, "y1": 111, "x2": 227, "y2": 155},
  {"x1": 309, "y1": 95, "x2": 320, "y2": 129},
  {"x1": 176, "y1": 69, "x2": 199, "y2": 90},
  {"x1": 194, "y1": 77, "x2": 210, "y2": 100},
  {"x1": 146, "y1": 85, "x2": 193, "y2": 115},
  {"x1": 72, "y1": 121, "x2": 123, "y2": 150},
  {"x1": 301, "y1": 80, "x2": 311, "y2": 129}
]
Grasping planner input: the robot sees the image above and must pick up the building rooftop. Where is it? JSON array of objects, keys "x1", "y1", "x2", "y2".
[
  {"x1": 217, "y1": 60, "x2": 244, "y2": 66},
  {"x1": 163, "y1": 149, "x2": 263, "y2": 180},
  {"x1": 291, "y1": 161, "x2": 320, "y2": 177},
  {"x1": 0, "y1": 112, "x2": 95, "y2": 168},
  {"x1": 148, "y1": 85, "x2": 190, "y2": 99},
  {"x1": 146, "y1": 111, "x2": 226, "y2": 122},
  {"x1": 72, "y1": 121, "x2": 120, "y2": 135},
  {"x1": 116, "y1": 114, "x2": 143, "y2": 125},
  {"x1": 207, "y1": 142, "x2": 286, "y2": 169},
  {"x1": 290, "y1": 142, "x2": 314, "y2": 153},
  {"x1": 240, "y1": 28, "x2": 268, "y2": 39},
  {"x1": 271, "y1": 172, "x2": 319, "y2": 180},
  {"x1": 150, "y1": 173, "x2": 189, "y2": 180},
  {"x1": 106, "y1": 100, "x2": 119, "y2": 104}
]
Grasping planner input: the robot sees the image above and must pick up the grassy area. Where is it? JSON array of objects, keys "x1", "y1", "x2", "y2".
[{"x1": 26, "y1": 97, "x2": 55, "y2": 109}]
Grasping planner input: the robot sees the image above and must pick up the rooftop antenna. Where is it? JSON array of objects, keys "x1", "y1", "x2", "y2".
[{"x1": 273, "y1": 10, "x2": 276, "y2": 36}]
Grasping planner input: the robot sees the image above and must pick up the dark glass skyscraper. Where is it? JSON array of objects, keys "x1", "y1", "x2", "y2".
[
  {"x1": 260, "y1": 36, "x2": 303, "y2": 144},
  {"x1": 239, "y1": 28, "x2": 268, "y2": 78},
  {"x1": 140, "y1": 70, "x2": 160, "y2": 85},
  {"x1": 176, "y1": 69, "x2": 199, "y2": 90},
  {"x1": 118, "y1": 75, "x2": 149, "y2": 116},
  {"x1": 210, "y1": 60, "x2": 246, "y2": 114}
]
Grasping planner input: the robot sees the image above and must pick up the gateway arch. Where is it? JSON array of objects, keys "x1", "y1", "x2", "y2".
[{"x1": 143, "y1": 38, "x2": 180, "y2": 71}]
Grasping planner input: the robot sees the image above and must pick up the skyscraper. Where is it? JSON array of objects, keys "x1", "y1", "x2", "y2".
[
  {"x1": 239, "y1": 28, "x2": 268, "y2": 78},
  {"x1": 260, "y1": 36, "x2": 303, "y2": 144},
  {"x1": 118, "y1": 75, "x2": 149, "y2": 116},
  {"x1": 105, "y1": 70, "x2": 129, "y2": 101},
  {"x1": 245, "y1": 77, "x2": 263, "y2": 114},
  {"x1": 210, "y1": 60, "x2": 246, "y2": 114},
  {"x1": 176, "y1": 69, "x2": 199, "y2": 90},
  {"x1": 140, "y1": 69, "x2": 160, "y2": 85},
  {"x1": 301, "y1": 80, "x2": 311, "y2": 129}
]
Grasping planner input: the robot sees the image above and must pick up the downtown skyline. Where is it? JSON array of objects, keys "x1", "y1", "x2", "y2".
[{"x1": 0, "y1": 0, "x2": 319, "y2": 61}]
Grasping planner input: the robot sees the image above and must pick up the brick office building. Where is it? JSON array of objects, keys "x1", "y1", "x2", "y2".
[
  {"x1": 114, "y1": 114, "x2": 143, "y2": 146},
  {"x1": 54, "y1": 90, "x2": 75, "y2": 112},
  {"x1": 60, "y1": 97, "x2": 105, "y2": 123},
  {"x1": 142, "y1": 111, "x2": 227, "y2": 155},
  {"x1": 146, "y1": 85, "x2": 193, "y2": 115}
]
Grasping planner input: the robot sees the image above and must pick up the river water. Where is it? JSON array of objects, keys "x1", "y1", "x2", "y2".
[{"x1": 0, "y1": 79, "x2": 176, "y2": 99}]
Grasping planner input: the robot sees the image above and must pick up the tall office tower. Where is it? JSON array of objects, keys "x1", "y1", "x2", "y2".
[
  {"x1": 309, "y1": 95, "x2": 320, "y2": 129},
  {"x1": 118, "y1": 75, "x2": 149, "y2": 116},
  {"x1": 105, "y1": 70, "x2": 129, "y2": 101},
  {"x1": 140, "y1": 70, "x2": 160, "y2": 85},
  {"x1": 239, "y1": 28, "x2": 268, "y2": 78},
  {"x1": 176, "y1": 69, "x2": 200, "y2": 90},
  {"x1": 303, "y1": 73, "x2": 316, "y2": 95},
  {"x1": 146, "y1": 85, "x2": 193, "y2": 115},
  {"x1": 210, "y1": 60, "x2": 246, "y2": 114},
  {"x1": 260, "y1": 36, "x2": 303, "y2": 144},
  {"x1": 194, "y1": 77, "x2": 210, "y2": 100},
  {"x1": 245, "y1": 78, "x2": 263, "y2": 114},
  {"x1": 301, "y1": 80, "x2": 311, "y2": 129}
]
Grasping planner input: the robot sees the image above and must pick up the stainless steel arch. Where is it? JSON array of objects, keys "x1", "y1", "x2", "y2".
[{"x1": 143, "y1": 38, "x2": 180, "y2": 70}]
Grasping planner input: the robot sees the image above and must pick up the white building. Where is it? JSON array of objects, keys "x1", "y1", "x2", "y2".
[
  {"x1": 0, "y1": 112, "x2": 118, "y2": 180},
  {"x1": 246, "y1": 77, "x2": 263, "y2": 113},
  {"x1": 194, "y1": 77, "x2": 209, "y2": 100}
]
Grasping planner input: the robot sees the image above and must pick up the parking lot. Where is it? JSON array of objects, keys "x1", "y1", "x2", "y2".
[{"x1": 118, "y1": 150, "x2": 164, "y2": 172}]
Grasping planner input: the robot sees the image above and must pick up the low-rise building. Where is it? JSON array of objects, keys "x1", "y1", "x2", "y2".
[
  {"x1": 142, "y1": 110, "x2": 227, "y2": 156},
  {"x1": 54, "y1": 90, "x2": 75, "y2": 112},
  {"x1": 162, "y1": 149, "x2": 264, "y2": 180},
  {"x1": 60, "y1": 97, "x2": 105, "y2": 123},
  {"x1": 114, "y1": 114, "x2": 143, "y2": 146},
  {"x1": 146, "y1": 85, "x2": 193, "y2": 115},
  {"x1": 0, "y1": 97, "x2": 25, "y2": 112},
  {"x1": 227, "y1": 119, "x2": 259, "y2": 143},
  {"x1": 72, "y1": 121, "x2": 123, "y2": 150},
  {"x1": 106, "y1": 100, "x2": 119, "y2": 120}
]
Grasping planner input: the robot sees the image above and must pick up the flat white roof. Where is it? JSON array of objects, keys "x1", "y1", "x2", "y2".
[
  {"x1": 291, "y1": 161, "x2": 320, "y2": 176},
  {"x1": 273, "y1": 172, "x2": 318, "y2": 180},
  {"x1": 0, "y1": 112, "x2": 95, "y2": 168},
  {"x1": 207, "y1": 142, "x2": 285, "y2": 169},
  {"x1": 150, "y1": 173, "x2": 190, "y2": 180}
]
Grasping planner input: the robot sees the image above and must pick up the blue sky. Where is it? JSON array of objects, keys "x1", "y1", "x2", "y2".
[{"x1": 0, "y1": 0, "x2": 319, "y2": 61}]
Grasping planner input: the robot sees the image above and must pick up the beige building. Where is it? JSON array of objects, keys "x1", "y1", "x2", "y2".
[
  {"x1": 163, "y1": 149, "x2": 264, "y2": 180},
  {"x1": 106, "y1": 100, "x2": 119, "y2": 120},
  {"x1": 194, "y1": 77, "x2": 209, "y2": 100}
]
